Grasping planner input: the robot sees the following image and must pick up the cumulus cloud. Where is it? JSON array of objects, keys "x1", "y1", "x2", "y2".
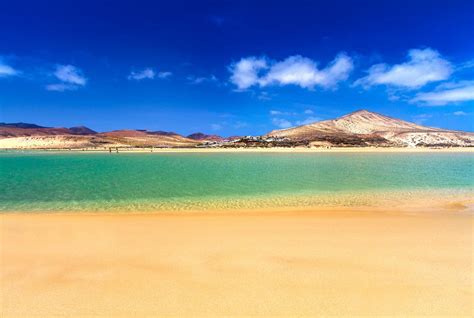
[
  {"x1": 272, "y1": 118, "x2": 293, "y2": 129},
  {"x1": 355, "y1": 48, "x2": 452, "y2": 89},
  {"x1": 453, "y1": 111, "x2": 467, "y2": 116},
  {"x1": 411, "y1": 81, "x2": 474, "y2": 105},
  {"x1": 229, "y1": 57, "x2": 268, "y2": 90},
  {"x1": 46, "y1": 64, "x2": 86, "y2": 91},
  {"x1": 303, "y1": 109, "x2": 314, "y2": 114},
  {"x1": 260, "y1": 54, "x2": 353, "y2": 89},
  {"x1": 229, "y1": 53, "x2": 353, "y2": 90},
  {"x1": 0, "y1": 61, "x2": 18, "y2": 77},
  {"x1": 128, "y1": 68, "x2": 156, "y2": 80}
]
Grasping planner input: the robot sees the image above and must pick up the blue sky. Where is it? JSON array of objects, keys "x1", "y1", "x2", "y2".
[{"x1": 1, "y1": 0, "x2": 473, "y2": 135}]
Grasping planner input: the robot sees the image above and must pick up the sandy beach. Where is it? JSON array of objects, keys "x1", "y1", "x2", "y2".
[
  {"x1": 1, "y1": 207, "x2": 472, "y2": 317},
  {"x1": 2, "y1": 146, "x2": 474, "y2": 153}
]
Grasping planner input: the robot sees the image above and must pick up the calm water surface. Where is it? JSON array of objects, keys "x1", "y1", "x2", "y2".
[{"x1": 1, "y1": 152, "x2": 473, "y2": 211}]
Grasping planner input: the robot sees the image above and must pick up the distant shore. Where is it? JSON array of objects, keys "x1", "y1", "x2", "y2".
[{"x1": 2, "y1": 146, "x2": 474, "y2": 153}]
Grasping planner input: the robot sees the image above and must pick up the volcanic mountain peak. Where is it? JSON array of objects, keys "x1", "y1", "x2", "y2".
[
  {"x1": 330, "y1": 109, "x2": 434, "y2": 134},
  {"x1": 270, "y1": 109, "x2": 438, "y2": 137},
  {"x1": 267, "y1": 109, "x2": 473, "y2": 147}
]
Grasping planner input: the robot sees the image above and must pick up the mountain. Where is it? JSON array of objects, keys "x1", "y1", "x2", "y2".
[
  {"x1": 0, "y1": 123, "x2": 97, "y2": 137},
  {"x1": 267, "y1": 110, "x2": 474, "y2": 147},
  {"x1": 69, "y1": 126, "x2": 97, "y2": 135},
  {"x1": 0, "y1": 125, "x2": 199, "y2": 149},
  {"x1": 0, "y1": 122, "x2": 46, "y2": 129},
  {"x1": 187, "y1": 132, "x2": 224, "y2": 142},
  {"x1": 149, "y1": 130, "x2": 181, "y2": 137},
  {"x1": 1, "y1": 112, "x2": 472, "y2": 149},
  {"x1": 97, "y1": 129, "x2": 199, "y2": 147}
]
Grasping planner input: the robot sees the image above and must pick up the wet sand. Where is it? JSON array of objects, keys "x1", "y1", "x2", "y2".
[{"x1": 1, "y1": 208, "x2": 473, "y2": 317}]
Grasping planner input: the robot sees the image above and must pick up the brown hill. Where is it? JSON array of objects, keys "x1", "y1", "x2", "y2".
[
  {"x1": 97, "y1": 130, "x2": 199, "y2": 148},
  {"x1": 187, "y1": 132, "x2": 224, "y2": 142},
  {"x1": 267, "y1": 110, "x2": 474, "y2": 147},
  {"x1": 69, "y1": 126, "x2": 97, "y2": 135},
  {"x1": 0, "y1": 122, "x2": 46, "y2": 129},
  {"x1": 0, "y1": 123, "x2": 97, "y2": 137},
  {"x1": 0, "y1": 125, "x2": 199, "y2": 149}
]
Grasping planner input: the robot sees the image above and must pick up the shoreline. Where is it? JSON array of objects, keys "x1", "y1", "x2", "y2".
[
  {"x1": 2, "y1": 188, "x2": 473, "y2": 214},
  {"x1": 1, "y1": 146, "x2": 474, "y2": 153},
  {"x1": 2, "y1": 207, "x2": 473, "y2": 316}
]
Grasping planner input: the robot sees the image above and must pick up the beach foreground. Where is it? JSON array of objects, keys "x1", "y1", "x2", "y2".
[{"x1": 1, "y1": 208, "x2": 472, "y2": 317}]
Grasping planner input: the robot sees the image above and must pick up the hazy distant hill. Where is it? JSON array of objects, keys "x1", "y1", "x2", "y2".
[
  {"x1": 0, "y1": 124, "x2": 199, "y2": 149},
  {"x1": 187, "y1": 132, "x2": 224, "y2": 142},
  {"x1": 0, "y1": 122, "x2": 47, "y2": 129},
  {"x1": 69, "y1": 126, "x2": 97, "y2": 135},
  {"x1": 0, "y1": 123, "x2": 96, "y2": 138},
  {"x1": 267, "y1": 110, "x2": 474, "y2": 147}
]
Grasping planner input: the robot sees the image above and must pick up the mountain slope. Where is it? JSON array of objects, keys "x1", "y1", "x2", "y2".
[
  {"x1": 0, "y1": 122, "x2": 46, "y2": 129},
  {"x1": 0, "y1": 123, "x2": 97, "y2": 137},
  {"x1": 187, "y1": 132, "x2": 224, "y2": 142},
  {"x1": 69, "y1": 126, "x2": 97, "y2": 135},
  {"x1": 0, "y1": 125, "x2": 199, "y2": 149},
  {"x1": 98, "y1": 130, "x2": 199, "y2": 147},
  {"x1": 267, "y1": 110, "x2": 473, "y2": 147}
]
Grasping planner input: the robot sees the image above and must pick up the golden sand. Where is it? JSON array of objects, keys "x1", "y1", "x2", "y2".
[{"x1": 1, "y1": 208, "x2": 473, "y2": 317}]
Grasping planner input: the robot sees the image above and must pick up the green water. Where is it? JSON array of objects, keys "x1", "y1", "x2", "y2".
[{"x1": 0, "y1": 152, "x2": 473, "y2": 212}]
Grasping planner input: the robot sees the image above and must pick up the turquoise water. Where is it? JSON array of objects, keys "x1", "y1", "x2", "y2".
[{"x1": 0, "y1": 152, "x2": 473, "y2": 211}]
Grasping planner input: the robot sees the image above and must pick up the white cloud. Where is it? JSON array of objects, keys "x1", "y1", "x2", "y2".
[
  {"x1": 457, "y1": 59, "x2": 474, "y2": 71},
  {"x1": 157, "y1": 71, "x2": 172, "y2": 79},
  {"x1": 272, "y1": 118, "x2": 293, "y2": 129},
  {"x1": 47, "y1": 64, "x2": 86, "y2": 91},
  {"x1": 257, "y1": 91, "x2": 271, "y2": 100},
  {"x1": 54, "y1": 64, "x2": 86, "y2": 85},
  {"x1": 128, "y1": 68, "x2": 156, "y2": 80},
  {"x1": 187, "y1": 74, "x2": 218, "y2": 84},
  {"x1": 355, "y1": 48, "x2": 452, "y2": 89},
  {"x1": 296, "y1": 116, "x2": 321, "y2": 125},
  {"x1": 270, "y1": 110, "x2": 284, "y2": 115},
  {"x1": 229, "y1": 57, "x2": 268, "y2": 90},
  {"x1": 411, "y1": 82, "x2": 474, "y2": 105},
  {"x1": 45, "y1": 83, "x2": 79, "y2": 92},
  {"x1": 229, "y1": 53, "x2": 353, "y2": 90},
  {"x1": 0, "y1": 61, "x2": 17, "y2": 77},
  {"x1": 260, "y1": 54, "x2": 353, "y2": 89},
  {"x1": 303, "y1": 109, "x2": 314, "y2": 114},
  {"x1": 453, "y1": 111, "x2": 467, "y2": 116}
]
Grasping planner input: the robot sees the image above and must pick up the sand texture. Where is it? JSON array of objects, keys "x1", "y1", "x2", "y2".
[{"x1": 1, "y1": 209, "x2": 473, "y2": 317}]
